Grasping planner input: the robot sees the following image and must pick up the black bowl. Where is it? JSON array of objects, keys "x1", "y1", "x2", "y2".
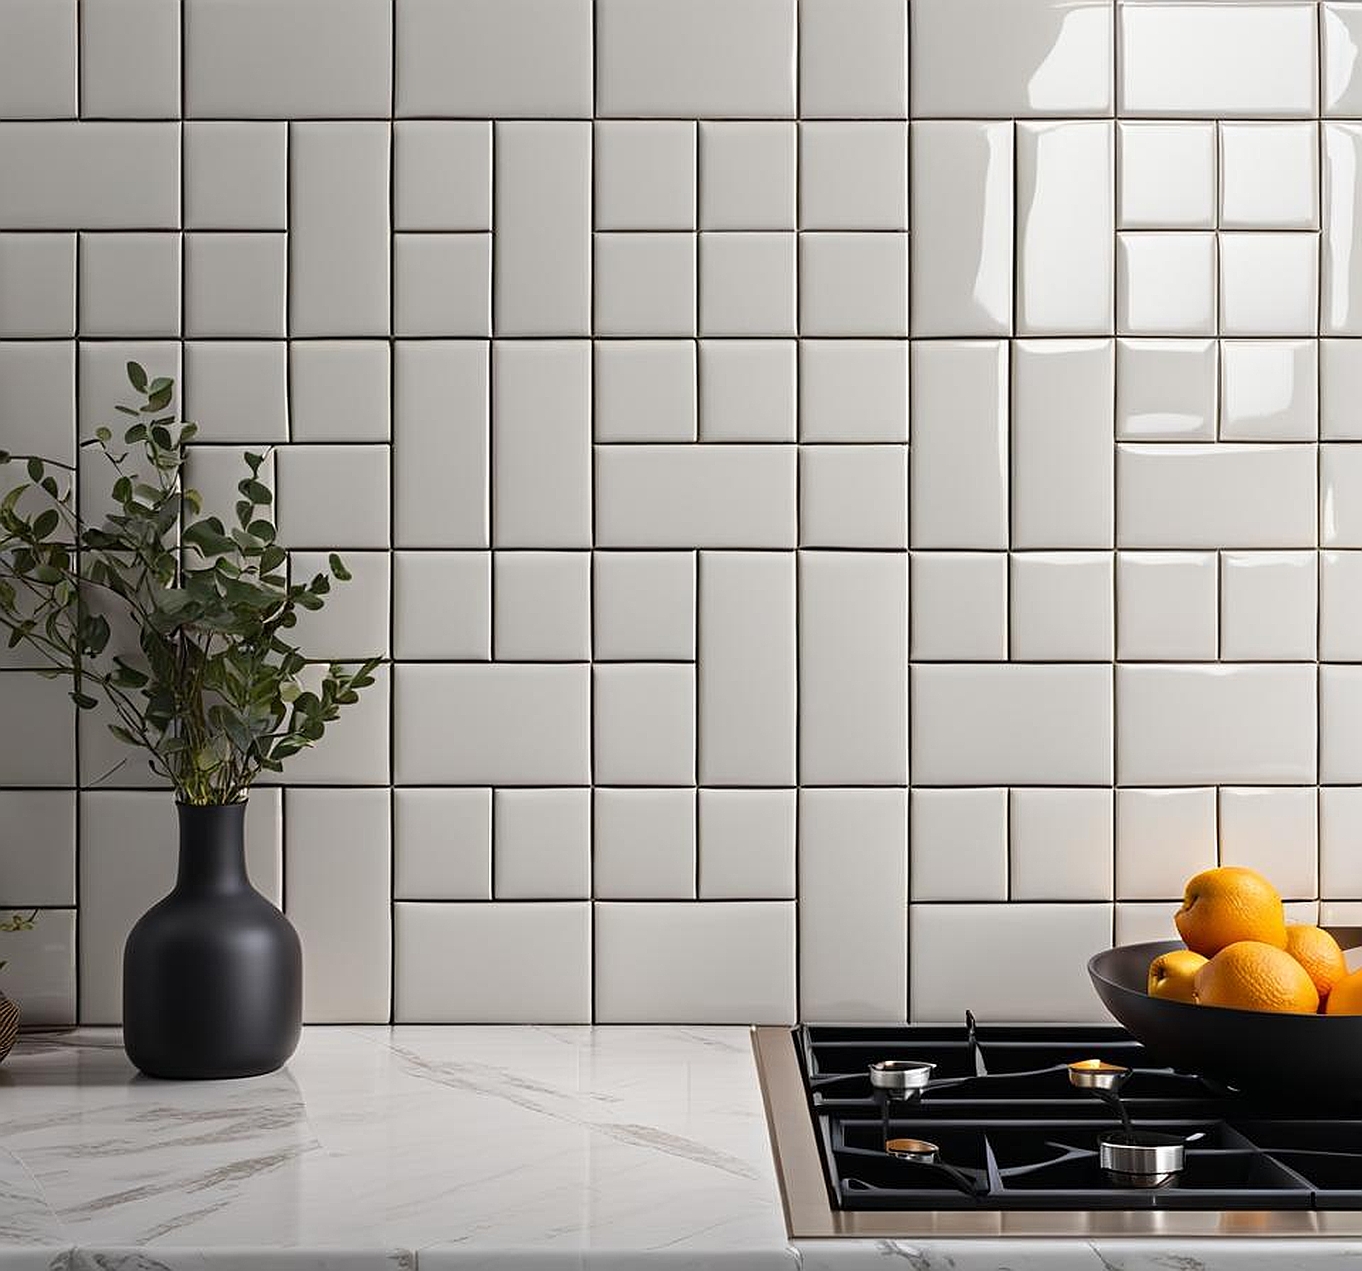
[{"x1": 1088, "y1": 929, "x2": 1362, "y2": 1099}]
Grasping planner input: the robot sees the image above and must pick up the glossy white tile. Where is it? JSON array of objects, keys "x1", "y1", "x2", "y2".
[
  {"x1": 1220, "y1": 122, "x2": 1319, "y2": 231},
  {"x1": 393, "y1": 121, "x2": 491, "y2": 233},
  {"x1": 1219, "y1": 786, "x2": 1318, "y2": 899},
  {"x1": 0, "y1": 674, "x2": 73, "y2": 785},
  {"x1": 594, "y1": 341, "x2": 696, "y2": 444},
  {"x1": 289, "y1": 551, "x2": 390, "y2": 661},
  {"x1": 799, "y1": 340, "x2": 909, "y2": 443},
  {"x1": 1323, "y1": 442, "x2": 1362, "y2": 546},
  {"x1": 1322, "y1": 550, "x2": 1362, "y2": 660},
  {"x1": 184, "y1": 232, "x2": 285, "y2": 338},
  {"x1": 0, "y1": 234, "x2": 74, "y2": 338},
  {"x1": 274, "y1": 663, "x2": 391, "y2": 786},
  {"x1": 493, "y1": 551, "x2": 592, "y2": 662},
  {"x1": 1117, "y1": 552, "x2": 1219, "y2": 661},
  {"x1": 592, "y1": 788, "x2": 695, "y2": 900},
  {"x1": 699, "y1": 232, "x2": 795, "y2": 337},
  {"x1": 1115, "y1": 787, "x2": 1218, "y2": 901},
  {"x1": 393, "y1": 233, "x2": 491, "y2": 338},
  {"x1": 697, "y1": 122, "x2": 795, "y2": 231},
  {"x1": 393, "y1": 551, "x2": 490, "y2": 661},
  {"x1": 81, "y1": 232, "x2": 180, "y2": 337},
  {"x1": 183, "y1": 122, "x2": 286, "y2": 230},
  {"x1": 1010, "y1": 552, "x2": 1113, "y2": 662},
  {"x1": 1010, "y1": 788, "x2": 1113, "y2": 902},
  {"x1": 1117, "y1": 232, "x2": 1216, "y2": 337},
  {"x1": 275, "y1": 444, "x2": 389, "y2": 549},
  {"x1": 494, "y1": 788, "x2": 591, "y2": 900},
  {"x1": 0, "y1": 908, "x2": 74, "y2": 1027},
  {"x1": 1322, "y1": 339, "x2": 1362, "y2": 437},
  {"x1": 0, "y1": 791, "x2": 75, "y2": 907},
  {"x1": 593, "y1": 665, "x2": 695, "y2": 787},
  {"x1": 1117, "y1": 122, "x2": 1216, "y2": 230},
  {"x1": 0, "y1": 341, "x2": 76, "y2": 465},
  {"x1": 800, "y1": 0, "x2": 907, "y2": 119},
  {"x1": 1325, "y1": 2, "x2": 1362, "y2": 116},
  {"x1": 1322, "y1": 664, "x2": 1362, "y2": 782},
  {"x1": 697, "y1": 551, "x2": 796, "y2": 787},
  {"x1": 799, "y1": 552, "x2": 908, "y2": 786},
  {"x1": 594, "y1": 551, "x2": 695, "y2": 662},
  {"x1": 1220, "y1": 551, "x2": 1317, "y2": 661},
  {"x1": 1119, "y1": 665, "x2": 1317, "y2": 785},
  {"x1": 910, "y1": 552, "x2": 1009, "y2": 662},
  {"x1": 0, "y1": 0, "x2": 75, "y2": 118},
  {"x1": 800, "y1": 122, "x2": 907, "y2": 232},
  {"x1": 698, "y1": 339, "x2": 795, "y2": 442},
  {"x1": 910, "y1": 121, "x2": 1013, "y2": 338},
  {"x1": 1324, "y1": 124, "x2": 1362, "y2": 334},
  {"x1": 1219, "y1": 232, "x2": 1319, "y2": 337},
  {"x1": 595, "y1": 232, "x2": 696, "y2": 338},
  {"x1": 800, "y1": 788, "x2": 907, "y2": 1020},
  {"x1": 289, "y1": 341, "x2": 391, "y2": 443},
  {"x1": 393, "y1": 788, "x2": 492, "y2": 901},
  {"x1": 698, "y1": 789, "x2": 796, "y2": 900},
  {"x1": 594, "y1": 121, "x2": 695, "y2": 232},
  {"x1": 183, "y1": 340, "x2": 286, "y2": 442},
  {"x1": 799, "y1": 232, "x2": 909, "y2": 337},
  {"x1": 1321, "y1": 786, "x2": 1362, "y2": 897},
  {"x1": 909, "y1": 788, "x2": 1008, "y2": 902},
  {"x1": 82, "y1": 0, "x2": 179, "y2": 118},
  {"x1": 799, "y1": 445, "x2": 908, "y2": 550},
  {"x1": 1219, "y1": 339, "x2": 1318, "y2": 441},
  {"x1": 1116, "y1": 339, "x2": 1218, "y2": 441}
]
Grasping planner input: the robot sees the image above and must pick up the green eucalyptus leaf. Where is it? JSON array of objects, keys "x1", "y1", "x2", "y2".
[{"x1": 127, "y1": 361, "x2": 148, "y2": 392}]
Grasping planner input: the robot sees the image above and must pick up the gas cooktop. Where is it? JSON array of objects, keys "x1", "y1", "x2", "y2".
[{"x1": 752, "y1": 1021, "x2": 1362, "y2": 1239}]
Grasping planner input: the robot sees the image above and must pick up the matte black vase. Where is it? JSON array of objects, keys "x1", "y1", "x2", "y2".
[{"x1": 123, "y1": 801, "x2": 302, "y2": 1080}]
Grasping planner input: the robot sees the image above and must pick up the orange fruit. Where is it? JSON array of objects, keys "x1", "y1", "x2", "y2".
[
  {"x1": 1325, "y1": 967, "x2": 1362, "y2": 1015},
  {"x1": 1193, "y1": 940, "x2": 1319, "y2": 1014},
  {"x1": 1147, "y1": 949, "x2": 1207, "y2": 1003},
  {"x1": 1174, "y1": 866, "x2": 1286, "y2": 956},
  {"x1": 1284, "y1": 925, "x2": 1348, "y2": 998}
]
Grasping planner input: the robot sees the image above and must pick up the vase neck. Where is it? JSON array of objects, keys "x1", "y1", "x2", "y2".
[{"x1": 175, "y1": 802, "x2": 251, "y2": 894}]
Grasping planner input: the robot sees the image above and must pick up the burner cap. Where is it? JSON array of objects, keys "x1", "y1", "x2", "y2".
[
  {"x1": 1067, "y1": 1059, "x2": 1130, "y2": 1092},
  {"x1": 886, "y1": 1137, "x2": 939, "y2": 1163},
  {"x1": 1099, "y1": 1129, "x2": 1185, "y2": 1188},
  {"x1": 869, "y1": 1060, "x2": 934, "y2": 1095}
]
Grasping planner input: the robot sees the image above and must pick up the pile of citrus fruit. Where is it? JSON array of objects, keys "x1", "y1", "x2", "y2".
[{"x1": 1147, "y1": 866, "x2": 1362, "y2": 1015}]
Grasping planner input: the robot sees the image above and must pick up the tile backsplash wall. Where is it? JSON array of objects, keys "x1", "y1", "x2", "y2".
[{"x1": 2, "y1": 0, "x2": 1361, "y2": 1027}]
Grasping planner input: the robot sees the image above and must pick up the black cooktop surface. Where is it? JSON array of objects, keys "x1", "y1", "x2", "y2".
[{"x1": 798, "y1": 1021, "x2": 1362, "y2": 1211}]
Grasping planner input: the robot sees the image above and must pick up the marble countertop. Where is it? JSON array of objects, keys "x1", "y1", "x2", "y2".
[{"x1": 0, "y1": 1028, "x2": 1358, "y2": 1271}]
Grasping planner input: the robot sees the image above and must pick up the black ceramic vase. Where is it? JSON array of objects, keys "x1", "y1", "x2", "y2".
[{"x1": 123, "y1": 801, "x2": 302, "y2": 1080}]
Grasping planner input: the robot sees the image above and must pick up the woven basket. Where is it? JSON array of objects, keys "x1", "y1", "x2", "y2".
[{"x1": 0, "y1": 991, "x2": 18, "y2": 1062}]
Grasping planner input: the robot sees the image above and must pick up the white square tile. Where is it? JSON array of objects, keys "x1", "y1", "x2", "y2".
[
  {"x1": 800, "y1": 0, "x2": 907, "y2": 118},
  {"x1": 595, "y1": 901, "x2": 794, "y2": 1023},
  {"x1": 493, "y1": 552, "x2": 591, "y2": 662},
  {"x1": 78, "y1": 339, "x2": 179, "y2": 443},
  {"x1": 393, "y1": 233, "x2": 491, "y2": 338},
  {"x1": 595, "y1": 341, "x2": 696, "y2": 443},
  {"x1": 275, "y1": 444, "x2": 389, "y2": 549},
  {"x1": 595, "y1": 444, "x2": 796, "y2": 549},
  {"x1": 1326, "y1": 3, "x2": 1362, "y2": 115},
  {"x1": 1322, "y1": 340, "x2": 1362, "y2": 438},
  {"x1": 394, "y1": 121, "x2": 491, "y2": 232},
  {"x1": 909, "y1": 788, "x2": 1008, "y2": 902},
  {"x1": 594, "y1": 551, "x2": 695, "y2": 662},
  {"x1": 184, "y1": 233, "x2": 285, "y2": 338},
  {"x1": 699, "y1": 232, "x2": 796, "y2": 337},
  {"x1": 1219, "y1": 232, "x2": 1319, "y2": 337},
  {"x1": 82, "y1": 0, "x2": 178, "y2": 118},
  {"x1": 1116, "y1": 339, "x2": 1218, "y2": 441},
  {"x1": 1010, "y1": 552, "x2": 1114, "y2": 662},
  {"x1": 1011, "y1": 338, "x2": 1114, "y2": 549},
  {"x1": 184, "y1": 122, "x2": 287, "y2": 230},
  {"x1": 0, "y1": 674, "x2": 73, "y2": 785},
  {"x1": 1323, "y1": 664, "x2": 1362, "y2": 782},
  {"x1": 799, "y1": 445, "x2": 908, "y2": 550},
  {"x1": 494, "y1": 122, "x2": 590, "y2": 337},
  {"x1": 800, "y1": 788, "x2": 907, "y2": 1020},
  {"x1": 0, "y1": 0, "x2": 75, "y2": 118},
  {"x1": 273, "y1": 662, "x2": 390, "y2": 786},
  {"x1": 698, "y1": 340, "x2": 795, "y2": 442},
  {"x1": 393, "y1": 341, "x2": 488, "y2": 549},
  {"x1": 284, "y1": 788, "x2": 390, "y2": 1023},
  {"x1": 1011, "y1": 789, "x2": 1114, "y2": 902},
  {"x1": 698, "y1": 122, "x2": 795, "y2": 231},
  {"x1": 911, "y1": 0, "x2": 1112, "y2": 117},
  {"x1": 799, "y1": 232, "x2": 908, "y2": 337},
  {"x1": 1118, "y1": 443, "x2": 1317, "y2": 549},
  {"x1": 910, "y1": 121, "x2": 1014, "y2": 338},
  {"x1": 0, "y1": 234, "x2": 74, "y2": 338},
  {"x1": 1323, "y1": 443, "x2": 1362, "y2": 546},
  {"x1": 1220, "y1": 122, "x2": 1319, "y2": 231},
  {"x1": 0, "y1": 791, "x2": 75, "y2": 907},
  {"x1": 0, "y1": 908, "x2": 74, "y2": 1027},
  {"x1": 396, "y1": 0, "x2": 591, "y2": 117},
  {"x1": 1117, "y1": 232, "x2": 1217, "y2": 337},
  {"x1": 1119, "y1": 664, "x2": 1316, "y2": 786},
  {"x1": 288, "y1": 122, "x2": 390, "y2": 338},
  {"x1": 1118, "y1": 123, "x2": 1216, "y2": 230},
  {"x1": 1327, "y1": 124, "x2": 1362, "y2": 335},
  {"x1": 1220, "y1": 551, "x2": 1317, "y2": 661},
  {"x1": 393, "y1": 788, "x2": 491, "y2": 900},
  {"x1": 393, "y1": 550, "x2": 490, "y2": 661},
  {"x1": 1321, "y1": 787, "x2": 1362, "y2": 897},
  {"x1": 395, "y1": 902, "x2": 590, "y2": 1023},
  {"x1": 593, "y1": 788, "x2": 695, "y2": 900},
  {"x1": 910, "y1": 552, "x2": 1008, "y2": 662},
  {"x1": 183, "y1": 444, "x2": 274, "y2": 535},
  {"x1": 800, "y1": 553, "x2": 908, "y2": 786},
  {"x1": 1016, "y1": 122, "x2": 1114, "y2": 335},
  {"x1": 1116, "y1": 787, "x2": 1218, "y2": 901},
  {"x1": 79, "y1": 233, "x2": 180, "y2": 337},
  {"x1": 290, "y1": 341, "x2": 390, "y2": 443},
  {"x1": 910, "y1": 903, "x2": 1112, "y2": 1023},
  {"x1": 494, "y1": 788, "x2": 591, "y2": 899},
  {"x1": 1322, "y1": 550, "x2": 1362, "y2": 660},
  {"x1": 594, "y1": 232, "x2": 696, "y2": 338},
  {"x1": 1117, "y1": 552, "x2": 1218, "y2": 661},
  {"x1": 1119, "y1": 2, "x2": 1317, "y2": 118},
  {"x1": 800, "y1": 123, "x2": 907, "y2": 232},
  {"x1": 183, "y1": 340, "x2": 286, "y2": 442},
  {"x1": 910, "y1": 340, "x2": 1008, "y2": 549},
  {"x1": 186, "y1": 0, "x2": 391, "y2": 117},
  {"x1": 698, "y1": 551, "x2": 796, "y2": 786},
  {"x1": 595, "y1": 0, "x2": 794, "y2": 118},
  {"x1": 0, "y1": 341, "x2": 75, "y2": 464},
  {"x1": 394, "y1": 664, "x2": 589, "y2": 787},
  {"x1": 594, "y1": 122, "x2": 695, "y2": 232},
  {"x1": 288, "y1": 550, "x2": 390, "y2": 661},
  {"x1": 1114, "y1": 902, "x2": 1185, "y2": 946},
  {"x1": 697, "y1": 789, "x2": 795, "y2": 899},
  {"x1": 911, "y1": 665, "x2": 1113, "y2": 786},
  {"x1": 492, "y1": 341, "x2": 591, "y2": 548},
  {"x1": 593, "y1": 665, "x2": 694, "y2": 787},
  {"x1": 799, "y1": 340, "x2": 908, "y2": 443},
  {"x1": 1220, "y1": 787, "x2": 1318, "y2": 899}
]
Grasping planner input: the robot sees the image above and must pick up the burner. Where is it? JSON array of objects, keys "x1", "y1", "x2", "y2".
[
  {"x1": 1097, "y1": 1129, "x2": 1186, "y2": 1188},
  {"x1": 886, "y1": 1136, "x2": 939, "y2": 1163}
]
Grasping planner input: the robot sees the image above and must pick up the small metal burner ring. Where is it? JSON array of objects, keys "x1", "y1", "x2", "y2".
[
  {"x1": 1067, "y1": 1059, "x2": 1130, "y2": 1092},
  {"x1": 886, "y1": 1136, "x2": 939, "y2": 1163},
  {"x1": 1099, "y1": 1130, "x2": 1185, "y2": 1188},
  {"x1": 869, "y1": 1060, "x2": 935, "y2": 1095}
]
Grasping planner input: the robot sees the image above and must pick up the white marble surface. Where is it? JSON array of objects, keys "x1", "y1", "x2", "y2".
[{"x1": 0, "y1": 1028, "x2": 1357, "y2": 1271}]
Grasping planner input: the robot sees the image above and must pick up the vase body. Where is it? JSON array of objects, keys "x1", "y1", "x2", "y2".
[{"x1": 123, "y1": 802, "x2": 301, "y2": 1079}]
